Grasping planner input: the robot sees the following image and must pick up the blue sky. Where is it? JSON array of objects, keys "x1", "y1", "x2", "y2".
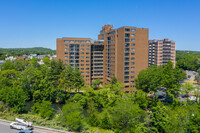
[{"x1": 0, "y1": 0, "x2": 199, "y2": 50}]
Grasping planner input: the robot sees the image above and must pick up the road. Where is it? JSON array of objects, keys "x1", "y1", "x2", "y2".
[{"x1": 0, "y1": 121, "x2": 59, "y2": 133}]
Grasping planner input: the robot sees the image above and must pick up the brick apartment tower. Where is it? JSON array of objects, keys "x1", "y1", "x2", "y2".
[
  {"x1": 148, "y1": 39, "x2": 176, "y2": 67},
  {"x1": 57, "y1": 25, "x2": 149, "y2": 90},
  {"x1": 98, "y1": 25, "x2": 149, "y2": 89}
]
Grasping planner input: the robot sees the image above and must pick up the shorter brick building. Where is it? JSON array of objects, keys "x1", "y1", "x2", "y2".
[{"x1": 148, "y1": 39, "x2": 176, "y2": 67}]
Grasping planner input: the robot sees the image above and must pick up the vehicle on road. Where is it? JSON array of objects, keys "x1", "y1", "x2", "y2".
[
  {"x1": 16, "y1": 129, "x2": 33, "y2": 133},
  {"x1": 10, "y1": 118, "x2": 33, "y2": 130}
]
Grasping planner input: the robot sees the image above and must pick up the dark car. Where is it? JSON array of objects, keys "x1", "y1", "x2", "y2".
[
  {"x1": 182, "y1": 94, "x2": 189, "y2": 98},
  {"x1": 157, "y1": 95, "x2": 164, "y2": 99},
  {"x1": 161, "y1": 97, "x2": 173, "y2": 103},
  {"x1": 16, "y1": 129, "x2": 33, "y2": 133}
]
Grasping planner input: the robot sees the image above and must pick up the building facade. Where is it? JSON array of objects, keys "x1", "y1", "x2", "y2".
[
  {"x1": 57, "y1": 25, "x2": 149, "y2": 89},
  {"x1": 148, "y1": 39, "x2": 176, "y2": 67}
]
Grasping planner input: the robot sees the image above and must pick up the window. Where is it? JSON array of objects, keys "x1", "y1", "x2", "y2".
[
  {"x1": 81, "y1": 56, "x2": 84, "y2": 58},
  {"x1": 131, "y1": 57, "x2": 135, "y2": 60},
  {"x1": 64, "y1": 40, "x2": 69, "y2": 43},
  {"x1": 131, "y1": 53, "x2": 135, "y2": 55},
  {"x1": 125, "y1": 43, "x2": 129, "y2": 47},
  {"x1": 131, "y1": 81, "x2": 134, "y2": 83},
  {"x1": 81, "y1": 52, "x2": 84, "y2": 54},
  {"x1": 131, "y1": 62, "x2": 135, "y2": 65},
  {"x1": 81, "y1": 49, "x2": 84, "y2": 51},
  {"x1": 65, "y1": 60, "x2": 68, "y2": 62},
  {"x1": 65, "y1": 44, "x2": 68, "y2": 47},
  {"x1": 65, "y1": 56, "x2": 68, "y2": 59},
  {"x1": 102, "y1": 34, "x2": 104, "y2": 36},
  {"x1": 125, "y1": 57, "x2": 129, "y2": 61},
  {"x1": 131, "y1": 34, "x2": 135, "y2": 37},
  {"x1": 131, "y1": 39, "x2": 135, "y2": 41},
  {"x1": 124, "y1": 76, "x2": 129, "y2": 79},
  {"x1": 131, "y1": 76, "x2": 135, "y2": 79},
  {"x1": 65, "y1": 48, "x2": 68, "y2": 51},
  {"x1": 86, "y1": 49, "x2": 89, "y2": 51},
  {"x1": 75, "y1": 40, "x2": 79, "y2": 43},
  {"x1": 86, "y1": 75, "x2": 89, "y2": 77},
  {"x1": 125, "y1": 28, "x2": 130, "y2": 31},
  {"x1": 86, "y1": 60, "x2": 89, "y2": 62},
  {"x1": 124, "y1": 72, "x2": 129, "y2": 75},
  {"x1": 125, "y1": 33, "x2": 130, "y2": 37},
  {"x1": 125, "y1": 39, "x2": 129, "y2": 43},
  {"x1": 125, "y1": 48, "x2": 129, "y2": 51},
  {"x1": 125, "y1": 53, "x2": 129, "y2": 56},
  {"x1": 86, "y1": 64, "x2": 89, "y2": 66},
  {"x1": 81, "y1": 68, "x2": 84, "y2": 70},
  {"x1": 131, "y1": 67, "x2": 135, "y2": 69},
  {"x1": 131, "y1": 43, "x2": 135, "y2": 46},
  {"x1": 86, "y1": 45, "x2": 89, "y2": 47},
  {"x1": 80, "y1": 41, "x2": 85, "y2": 43},
  {"x1": 131, "y1": 48, "x2": 135, "y2": 51},
  {"x1": 125, "y1": 67, "x2": 129, "y2": 70},
  {"x1": 86, "y1": 56, "x2": 89, "y2": 58},
  {"x1": 86, "y1": 68, "x2": 89, "y2": 70},
  {"x1": 65, "y1": 52, "x2": 68, "y2": 54},
  {"x1": 86, "y1": 72, "x2": 89, "y2": 74},
  {"x1": 81, "y1": 60, "x2": 84, "y2": 62},
  {"x1": 131, "y1": 29, "x2": 136, "y2": 32},
  {"x1": 86, "y1": 41, "x2": 90, "y2": 43},
  {"x1": 81, "y1": 64, "x2": 84, "y2": 66},
  {"x1": 131, "y1": 71, "x2": 135, "y2": 74},
  {"x1": 81, "y1": 45, "x2": 84, "y2": 47},
  {"x1": 86, "y1": 52, "x2": 89, "y2": 55},
  {"x1": 125, "y1": 62, "x2": 129, "y2": 66},
  {"x1": 81, "y1": 72, "x2": 84, "y2": 74},
  {"x1": 70, "y1": 40, "x2": 74, "y2": 43}
]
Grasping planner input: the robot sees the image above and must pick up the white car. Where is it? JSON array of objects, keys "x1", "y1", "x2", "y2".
[{"x1": 10, "y1": 122, "x2": 33, "y2": 130}]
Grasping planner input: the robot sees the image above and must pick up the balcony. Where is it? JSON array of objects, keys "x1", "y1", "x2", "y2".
[
  {"x1": 125, "y1": 59, "x2": 129, "y2": 62},
  {"x1": 125, "y1": 39, "x2": 130, "y2": 43}
]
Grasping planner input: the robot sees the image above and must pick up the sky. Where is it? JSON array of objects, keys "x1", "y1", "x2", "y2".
[{"x1": 0, "y1": 0, "x2": 199, "y2": 50}]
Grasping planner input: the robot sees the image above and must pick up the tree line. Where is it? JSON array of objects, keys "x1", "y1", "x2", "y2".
[
  {"x1": 0, "y1": 47, "x2": 56, "y2": 59},
  {"x1": 176, "y1": 51, "x2": 200, "y2": 71}
]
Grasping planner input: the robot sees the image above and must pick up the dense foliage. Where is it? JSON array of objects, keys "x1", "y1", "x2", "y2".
[
  {"x1": 0, "y1": 47, "x2": 56, "y2": 58},
  {"x1": 0, "y1": 59, "x2": 84, "y2": 113},
  {"x1": 136, "y1": 61, "x2": 187, "y2": 98},
  {"x1": 0, "y1": 58, "x2": 200, "y2": 133},
  {"x1": 176, "y1": 51, "x2": 200, "y2": 71}
]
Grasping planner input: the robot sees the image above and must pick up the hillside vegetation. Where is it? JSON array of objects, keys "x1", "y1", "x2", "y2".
[{"x1": 0, "y1": 47, "x2": 56, "y2": 58}]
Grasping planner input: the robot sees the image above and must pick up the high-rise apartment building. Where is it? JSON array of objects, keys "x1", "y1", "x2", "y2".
[
  {"x1": 57, "y1": 25, "x2": 149, "y2": 90},
  {"x1": 148, "y1": 39, "x2": 176, "y2": 67},
  {"x1": 98, "y1": 25, "x2": 149, "y2": 89}
]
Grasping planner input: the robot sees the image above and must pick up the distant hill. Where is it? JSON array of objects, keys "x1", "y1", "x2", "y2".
[
  {"x1": 176, "y1": 50, "x2": 200, "y2": 53},
  {"x1": 0, "y1": 47, "x2": 56, "y2": 57}
]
